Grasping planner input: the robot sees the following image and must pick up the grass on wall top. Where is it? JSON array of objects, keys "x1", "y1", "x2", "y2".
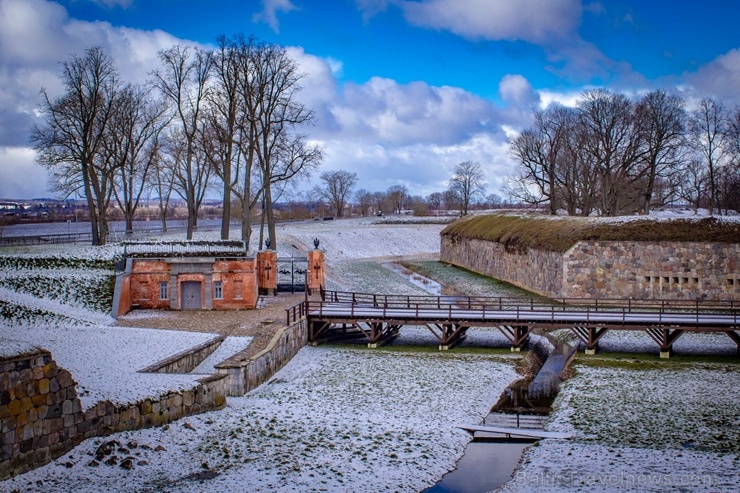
[{"x1": 440, "y1": 214, "x2": 740, "y2": 253}]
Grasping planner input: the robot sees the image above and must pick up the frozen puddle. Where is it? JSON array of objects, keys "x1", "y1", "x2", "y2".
[{"x1": 191, "y1": 336, "x2": 252, "y2": 374}]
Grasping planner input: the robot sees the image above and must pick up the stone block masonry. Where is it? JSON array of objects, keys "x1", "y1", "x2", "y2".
[
  {"x1": 0, "y1": 349, "x2": 227, "y2": 480},
  {"x1": 441, "y1": 236, "x2": 740, "y2": 301}
]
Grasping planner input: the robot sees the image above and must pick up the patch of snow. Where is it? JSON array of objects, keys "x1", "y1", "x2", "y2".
[
  {"x1": 192, "y1": 336, "x2": 252, "y2": 374},
  {"x1": 0, "y1": 323, "x2": 216, "y2": 408}
]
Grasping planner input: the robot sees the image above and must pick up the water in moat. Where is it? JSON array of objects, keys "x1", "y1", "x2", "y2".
[{"x1": 383, "y1": 262, "x2": 569, "y2": 493}]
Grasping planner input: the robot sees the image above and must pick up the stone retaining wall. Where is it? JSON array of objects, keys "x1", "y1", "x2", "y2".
[
  {"x1": 441, "y1": 236, "x2": 563, "y2": 297},
  {"x1": 217, "y1": 318, "x2": 308, "y2": 396},
  {"x1": 139, "y1": 335, "x2": 225, "y2": 374},
  {"x1": 441, "y1": 236, "x2": 740, "y2": 300},
  {"x1": 0, "y1": 349, "x2": 227, "y2": 479}
]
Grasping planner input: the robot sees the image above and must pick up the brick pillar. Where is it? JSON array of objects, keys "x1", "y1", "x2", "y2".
[
  {"x1": 307, "y1": 249, "x2": 326, "y2": 295},
  {"x1": 257, "y1": 250, "x2": 277, "y2": 295}
]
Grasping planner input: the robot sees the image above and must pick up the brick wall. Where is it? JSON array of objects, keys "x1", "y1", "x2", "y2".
[
  {"x1": 256, "y1": 250, "x2": 277, "y2": 294},
  {"x1": 307, "y1": 250, "x2": 326, "y2": 294},
  {"x1": 440, "y1": 236, "x2": 740, "y2": 301},
  {"x1": 0, "y1": 349, "x2": 227, "y2": 479},
  {"x1": 212, "y1": 260, "x2": 258, "y2": 310}
]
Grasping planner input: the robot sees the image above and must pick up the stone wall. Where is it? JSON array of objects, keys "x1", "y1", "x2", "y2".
[
  {"x1": 564, "y1": 241, "x2": 740, "y2": 300},
  {"x1": 440, "y1": 236, "x2": 564, "y2": 297},
  {"x1": 217, "y1": 318, "x2": 308, "y2": 396},
  {"x1": 440, "y1": 236, "x2": 740, "y2": 300},
  {"x1": 0, "y1": 349, "x2": 227, "y2": 479},
  {"x1": 139, "y1": 336, "x2": 225, "y2": 374}
]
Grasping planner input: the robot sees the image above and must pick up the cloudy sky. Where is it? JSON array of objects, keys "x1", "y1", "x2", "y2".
[{"x1": 0, "y1": 0, "x2": 739, "y2": 200}]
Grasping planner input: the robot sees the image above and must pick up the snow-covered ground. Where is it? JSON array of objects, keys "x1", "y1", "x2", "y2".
[
  {"x1": 0, "y1": 324, "x2": 216, "y2": 408},
  {"x1": 1, "y1": 214, "x2": 739, "y2": 492},
  {"x1": 4, "y1": 346, "x2": 518, "y2": 493},
  {"x1": 500, "y1": 362, "x2": 740, "y2": 492}
]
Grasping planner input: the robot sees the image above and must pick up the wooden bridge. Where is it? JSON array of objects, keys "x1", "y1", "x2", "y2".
[{"x1": 286, "y1": 290, "x2": 740, "y2": 357}]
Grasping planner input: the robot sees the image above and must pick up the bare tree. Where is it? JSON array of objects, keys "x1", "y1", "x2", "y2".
[
  {"x1": 448, "y1": 161, "x2": 486, "y2": 215},
  {"x1": 147, "y1": 141, "x2": 176, "y2": 231},
  {"x1": 249, "y1": 42, "x2": 322, "y2": 249},
  {"x1": 426, "y1": 191, "x2": 443, "y2": 212},
  {"x1": 108, "y1": 84, "x2": 169, "y2": 234},
  {"x1": 689, "y1": 98, "x2": 730, "y2": 214},
  {"x1": 319, "y1": 170, "x2": 357, "y2": 217},
  {"x1": 31, "y1": 46, "x2": 120, "y2": 245},
  {"x1": 372, "y1": 191, "x2": 388, "y2": 215},
  {"x1": 634, "y1": 90, "x2": 687, "y2": 214},
  {"x1": 509, "y1": 105, "x2": 575, "y2": 214},
  {"x1": 204, "y1": 36, "x2": 241, "y2": 240},
  {"x1": 386, "y1": 184, "x2": 409, "y2": 214},
  {"x1": 153, "y1": 45, "x2": 214, "y2": 239},
  {"x1": 577, "y1": 89, "x2": 644, "y2": 216},
  {"x1": 354, "y1": 189, "x2": 374, "y2": 216}
]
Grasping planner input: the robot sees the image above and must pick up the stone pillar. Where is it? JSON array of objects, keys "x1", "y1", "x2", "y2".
[
  {"x1": 307, "y1": 249, "x2": 326, "y2": 295},
  {"x1": 256, "y1": 250, "x2": 277, "y2": 296}
]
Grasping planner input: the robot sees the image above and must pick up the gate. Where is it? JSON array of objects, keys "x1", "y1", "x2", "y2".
[
  {"x1": 277, "y1": 257, "x2": 307, "y2": 293},
  {"x1": 181, "y1": 281, "x2": 202, "y2": 309}
]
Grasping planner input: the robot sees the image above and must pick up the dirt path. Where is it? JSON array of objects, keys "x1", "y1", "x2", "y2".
[{"x1": 114, "y1": 293, "x2": 314, "y2": 359}]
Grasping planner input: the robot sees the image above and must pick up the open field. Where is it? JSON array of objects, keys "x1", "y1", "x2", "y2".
[{"x1": 1, "y1": 214, "x2": 738, "y2": 492}]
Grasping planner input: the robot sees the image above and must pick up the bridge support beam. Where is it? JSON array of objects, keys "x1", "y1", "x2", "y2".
[
  {"x1": 726, "y1": 331, "x2": 740, "y2": 356},
  {"x1": 359, "y1": 322, "x2": 400, "y2": 348},
  {"x1": 497, "y1": 325, "x2": 530, "y2": 352},
  {"x1": 570, "y1": 325, "x2": 609, "y2": 354},
  {"x1": 425, "y1": 323, "x2": 468, "y2": 350},
  {"x1": 645, "y1": 327, "x2": 685, "y2": 358}
]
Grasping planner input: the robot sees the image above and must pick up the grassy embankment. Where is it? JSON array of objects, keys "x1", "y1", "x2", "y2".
[
  {"x1": 0, "y1": 252, "x2": 116, "y2": 325},
  {"x1": 440, "y1": 214, "x2": 740, "y2": 253}
]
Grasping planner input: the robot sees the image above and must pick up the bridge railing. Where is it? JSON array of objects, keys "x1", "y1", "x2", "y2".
[
  {"x1": 292, "y1": 296, "x2": 740, "y2": 328},
  {"x1": 319, "y1": 289, "x2": 740, "y2": 314}
]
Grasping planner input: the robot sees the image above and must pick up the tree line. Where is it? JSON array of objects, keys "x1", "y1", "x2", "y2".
[
  {"x1": 315, "y1": 161, "x2": 492, "y2": 219},
  {"x1": 507, "y1": 89, "x2": 740, "y2": 216},
  {"x1": 31, "y1": 36, "x2": 322, "y2": 247}
]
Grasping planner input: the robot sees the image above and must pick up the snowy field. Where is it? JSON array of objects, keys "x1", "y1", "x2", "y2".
[
  {"x1": 3, "y1": 346, "x2": 518, "y2": 492},
  {"x1": 500, "y1": 361, "x2": 740, "y2": 492},
  {"x1": 1, "y1": 213, "x2": 739, "y2": 492}
]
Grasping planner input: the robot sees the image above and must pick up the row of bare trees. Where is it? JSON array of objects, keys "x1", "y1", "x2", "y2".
[
  {"x1": 507, "y1": 89, "x2": 740, "y2": 216},
  {"x1": 313, "y1": 161, "x2": 491, "y2": 219},
  {"x1": 31, "y1": 37, "x2": 322, "y2": 246}
]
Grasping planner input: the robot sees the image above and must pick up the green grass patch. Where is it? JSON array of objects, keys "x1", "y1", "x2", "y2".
[
  {"x1": 441, "y1": 214, "x2": 740, "y2": 253},
  {"x1": 399, "y1": 260, "x2": 541, "y2": 298},
  {"x1": 578, "y1": 351, "x2": 740, "y2": 370}
]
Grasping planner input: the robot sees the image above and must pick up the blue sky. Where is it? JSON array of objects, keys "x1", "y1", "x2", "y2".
[{"x1": 1, "y1": 0, "x2": 739, "y2": 200}]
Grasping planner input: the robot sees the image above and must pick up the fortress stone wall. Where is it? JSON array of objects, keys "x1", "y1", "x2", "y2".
[{"x1": 440, "y1": 236, "x2": 740, "y2": 300}]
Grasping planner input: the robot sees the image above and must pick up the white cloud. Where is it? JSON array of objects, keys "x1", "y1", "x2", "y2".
[
  {"x1": 0, "y1": 0, "x2": 199, "y2": 199},
  {"x1": 400, "y1": 0, "x2": 582, "y2": 44},
  {"x1": 252, "y1": 0, "x2": 299, "y2": 33},
  {"x1": 685, "y1": 48, "x2": 740, "y2": 103},
  {"x1": 0, "y1": 147, "x2": 48, "y2": 199}
]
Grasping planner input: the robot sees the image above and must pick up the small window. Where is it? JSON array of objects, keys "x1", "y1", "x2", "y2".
[
  {"x1": 214, "y1": 281, "x2": 223, "y2": 300},
  {"x1": 234, "y1": 280, "x2": 243, "y2": 300},
  {"x1": 682, "y1": 277, "x2": 689, "y2": 284},
  {"x1": 159, "y1": 281, "x2": 168, "y2": 300},
  {"x1": 644, "y1": 276, "x2": 651, "y2": 283},
  {"x1": 663, "y1": 277, "x2": 669, "y2": 284},
  {"x1": 728, "y1": 278, "x2": 736, "y2": 287}
]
